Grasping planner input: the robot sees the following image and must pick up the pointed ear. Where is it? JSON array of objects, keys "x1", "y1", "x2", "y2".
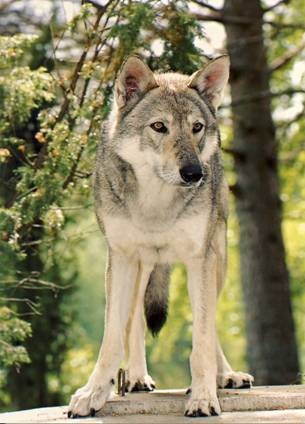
[
  {"x1": 188, "y1": 55, "x2": 230, "y2": 109},
  {"x1": 115, "y1": 56, "x2": 158, "y2": 108}
]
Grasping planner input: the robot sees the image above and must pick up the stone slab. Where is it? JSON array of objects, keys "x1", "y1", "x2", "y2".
[{"x1": 1, "y1": 385, "x2": 305, "y2": 423}]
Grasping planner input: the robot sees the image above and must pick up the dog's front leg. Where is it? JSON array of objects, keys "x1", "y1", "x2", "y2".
[
  {"x1": 68, "y1": 250, "x2": 139, "y2": 418},
  {"x1": 185, "y1": 251, "x2": 220, "y2": 417}
]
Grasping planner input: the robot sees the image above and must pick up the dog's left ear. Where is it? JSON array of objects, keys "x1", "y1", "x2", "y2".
[
  {"x1": 115, "y1": 56, "x2": 158, "y2": 108},
  {"x1": 188, "y1": 55, "x2": 230, "y2": 109}
]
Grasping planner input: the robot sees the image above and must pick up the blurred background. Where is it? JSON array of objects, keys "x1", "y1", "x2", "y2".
[{"x1": 0, "y1": 0, "x2": 305, "y2": 411}]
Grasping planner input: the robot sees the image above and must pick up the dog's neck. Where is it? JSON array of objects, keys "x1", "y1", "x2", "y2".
[
  {"x1": 115, "y1": 137, "x2": 200, "y2": 229},
  {"x1": 133, "y1": 161, "x2": 177, "y2": 218},
  {"x1": 127, "y1": 161, "x2": 201, "y2": 234}
]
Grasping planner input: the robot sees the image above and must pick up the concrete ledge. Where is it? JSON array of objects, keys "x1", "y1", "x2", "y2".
[
  {"x1": 100, "y1": 385, "x2": 305, "y2": 416},
  {"x1": 1, "y1": 385, "x2": 305, "y2": 423}
]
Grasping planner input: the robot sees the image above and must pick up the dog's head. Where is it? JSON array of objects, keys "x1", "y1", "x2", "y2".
[{"x1": 111, "y1": 55, "x2": 229, "y2": 187}]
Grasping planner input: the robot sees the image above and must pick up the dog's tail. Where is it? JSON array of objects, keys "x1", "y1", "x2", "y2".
[{"x1": 144, "y1": 264, "x2": 170, "y2": 336}]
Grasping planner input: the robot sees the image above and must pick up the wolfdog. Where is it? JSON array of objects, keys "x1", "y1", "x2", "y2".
[{"x1": 68, "y1": 55, "x2": 253, "y2": 418}]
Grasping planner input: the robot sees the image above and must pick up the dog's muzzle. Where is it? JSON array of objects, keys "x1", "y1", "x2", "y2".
[{"x1": 179, "y1": 164, "x2": 203, "y2": 185}]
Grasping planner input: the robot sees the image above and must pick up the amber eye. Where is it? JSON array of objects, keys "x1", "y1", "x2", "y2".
[
  {"x1": 193, "y1": 122, "x2": 204, "y2": 133},
  {"x1": 150, "y1": 121, "x2": 167, "y2": 133}
]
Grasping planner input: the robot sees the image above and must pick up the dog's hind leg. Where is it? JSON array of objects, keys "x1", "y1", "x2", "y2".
[
  {"x1": 215, "y1": 221, "x2": 254, "y2": 389},
  {"x1": 216, "y1": 337, "x2": 254, "y2": 389},
  {"x1": 68, "y1": 249, "x2": 140, "y2": 418},
  {"x1": 125, "y1": 262, "x2": 155, "y2": 392}
]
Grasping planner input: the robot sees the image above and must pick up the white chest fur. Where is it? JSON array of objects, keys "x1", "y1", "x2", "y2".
[
  {"x1": 103, "y1": 210, "x2": 209, "y2": 265},
  {"x1": 102, "y1": 147, "x2": 212, "y2": 264}
]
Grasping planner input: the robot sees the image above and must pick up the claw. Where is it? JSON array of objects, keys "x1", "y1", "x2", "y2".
[
  {"x1": 186, "y1": 387, "x2": 191, "y2": 395},
  {"x1": 220, "y1": 371, "x2": 254, "y2": 390},
  {"x1": 185, "y1": 406, "x2": 216, "y2": 418},
  {"x1": 240, "y1": 379, "x2": 251, "y2": 389},
  {"x1": 90, "y1": 408, "x2": 96, "y2": 417},
  {"x1": 211, "y1": 407, "x2": 218, "y2": 416},
  {"x1": 143, "y1": 383, "x2": 150, "y2": 391},
  {"x1": 198, "y1": 408, "x2": 208, "y2": 417},
  {"x1": 130, "y1": 380, "x2": 154, "y2": 392},
  {"x1": 131, "y1": 382, "x2": 140, "y2": 392},
  {"x1": 225, "y1": 378, "x2": 234, "y2": 388},
  {"x1": 67, "y1": 411, "x2": 72, "y2": 418}
]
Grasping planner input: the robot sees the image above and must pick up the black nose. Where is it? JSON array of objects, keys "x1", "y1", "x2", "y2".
[{"x1": 179, "y1": 164, "x2": 203, "y2": 183}]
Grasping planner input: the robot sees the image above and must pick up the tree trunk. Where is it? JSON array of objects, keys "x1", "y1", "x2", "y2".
[{"x1": 223, "y1": 0, "x2": 299, "y2": 384}]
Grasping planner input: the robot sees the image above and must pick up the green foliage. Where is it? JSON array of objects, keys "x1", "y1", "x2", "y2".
[
  {"x1": 0, "y1": 209, "x2": 22, "y2": 273},
  {"x1": 154, "y1": 2, "x2": 205, "y2": 73},
  {"x1": 0, "y1": 307, "x2": 31, "y2": 367},
  {"x1": 109, "y1": 2, "x2": 155, "y2": 56},
  {"x1": 0, "y1": 35, "x2": 38, "y2": 69},
  {"x1": 0, "y1": 36, "x2": 55, "y2": 385},
  {"x1": 1, "y1": 67, "x2": 53, "y2": 128}
]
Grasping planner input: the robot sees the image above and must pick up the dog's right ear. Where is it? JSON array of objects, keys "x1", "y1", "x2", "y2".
[{"x1": 115, "y1": 56, "x2": 158, "y2": 108}]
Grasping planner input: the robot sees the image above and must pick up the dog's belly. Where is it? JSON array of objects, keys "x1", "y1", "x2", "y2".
[{"x1": 103, "y1": 211, "x2": 210, "y2": 264}]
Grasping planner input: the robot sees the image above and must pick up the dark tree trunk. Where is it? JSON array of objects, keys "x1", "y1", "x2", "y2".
[{"x1": 223, "y1": 0, "x2": 299, "y2": 384}]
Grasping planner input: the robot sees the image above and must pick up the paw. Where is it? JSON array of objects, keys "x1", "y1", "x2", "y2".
[
  {"x1": 185, "y1": 390, "x2": 221, "y2": 417},
  {"x1": 126, "y1": 373, "x2": 155, "y2": 392},
  {"x1": 67, "y1": 383, "x2": 112, "y2": 418},
  {"x1": 217, "y1": 371, "x2": 254, "y2": 389}
]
